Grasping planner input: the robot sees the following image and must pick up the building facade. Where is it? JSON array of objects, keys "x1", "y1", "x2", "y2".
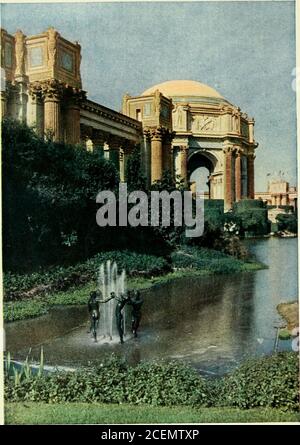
[
  {"x1": 123, "y1": 80, "x2": 258, "y2": 209},
  {"x1": 255, "y1": 180, "x2": 297, "y2": 223},
  {"x1": 1, "y1": 28, "x2": 258, "y2": 209}
]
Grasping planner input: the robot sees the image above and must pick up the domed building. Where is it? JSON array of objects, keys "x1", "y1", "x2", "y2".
[
  {"x1": 122, "y1": 79, "x2": 258, "y2": 209},
  {"x1": 1, "y1": 27, "x2": 258, "y2": 210}
]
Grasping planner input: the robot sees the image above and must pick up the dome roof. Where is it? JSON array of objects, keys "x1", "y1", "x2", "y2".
[{"x1": 141, "y1": 80, "x2": 223, "y2": 99}]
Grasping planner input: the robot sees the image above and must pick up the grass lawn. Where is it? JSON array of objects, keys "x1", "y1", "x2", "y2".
[{"x1": 5, "y1": 402, "x2": 300, "y2": 424}]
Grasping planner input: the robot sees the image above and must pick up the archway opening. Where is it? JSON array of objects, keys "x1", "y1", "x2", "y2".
[
  {"x1": 188, "y1": 152, "x2": 216, "y2": 199},
  {"x1": 190, "y1": 167, "x2": 210, "y2": 197}
]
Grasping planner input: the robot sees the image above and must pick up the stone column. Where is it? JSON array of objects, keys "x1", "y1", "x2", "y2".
[
  {"x1": 6, "y1": 83, "x2": 18, "y2": 119},
  {"x1": 14, "y1": 30, "x2": 28, "y2": 123},
  {"x1": 276, "y1": 195, "x2": 281, "y2": 206},
  {"x1": 65, "y1": 93, "x2": 82, "y2": 145},
  {"x1": 248, "y1": 119, "x2": 255, "y2": 144},
  {"x1": 143, "y1": 129, "x2": 152, "y2": 187},
  {"x1": 247, "y1": 154, "x2": 255, "y2": 199},
  {"x1": 42, "y1": 80, "x2": 63, "y2": 142},
  {"x1": 93, "y1": 130, "x2": 108, "y2": 151},
  {"x1": 150, "y1": 128, "x2": 164, "y2": 183},
  {"x1": 162, "y1": 130, "x2": 174, "y2": 175},
  {"x1": 1, "y1": 90, "x2": 8, "y2": 118},
  {"x1": 224, "y1": 146, "x2": 233, "y2": 209},
  {"x1": 28, "y1": 83, "x2": 44, "y2": 137},
  {"x1": 15, "y1": 79, "x2": 28, "y2": 123},
  {"x1": 108, "y1": 136, "x2": 122, "y2": 170},
  {"x1": 119, "y1": 149, "x2": 125, "y2": 182},
  {"x1": 235, "y1": 150, "x2": 242, "y2": 201},
  {"x1": 179, "y1": 144, "x2": 189, "y2": 186}
]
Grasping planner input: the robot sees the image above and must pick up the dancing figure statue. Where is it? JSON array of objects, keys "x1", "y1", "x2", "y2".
[
  {"x1": 115, "y1": 291, "x2": 130, "y2": 344},
  {"x1": 87, "y1": 291, "x2": 113, "y2": 342},
  {"x1": 128, "y1": 290, "x2": 143, "y2": 338}
]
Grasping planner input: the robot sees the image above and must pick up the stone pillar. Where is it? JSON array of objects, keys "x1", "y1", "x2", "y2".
[
  {"x1": 92, "y1": 130, "x2": 108, "y2": 151},
  {"x1": 108, "y1": 136, "x2": 122, "y2": 170},
  {"x1": 248, "y1": 119, "x2": 255, "y2": 144},
  {"x1": 6, "y1": 84, "x2": 18, "y2": 119},
  {"x1": 1, "y1": 90, "x2": 8, "y2": 118},
  {"x1": 224, "y1": 146, "x2": 233, "y2": 209},
  {"x1": 271, "y1": 195, "x2": 276, "y2": 206},
  {"x1": 150, "y1": 128, "x2": 164, "y2": 183},
  {"x1": 14, "y1": 30, "x2": 28, "y2": 123},
  {"x1": 282, "y1": 195, "x2": 287, "y2": 206},
  {"x1": 247, "y1": 154, "x2": 255, "y2": 199},
  {"x1": 119, "y1": 149, "x2": 125, "y2": 182},
  {"x1": 65, "y1": 98, "x2": 81, "y2": 145},
  {"x1": 28, "y1": 84, "x2": 44, "y2": 136},
  {"x1": 235, "y1": 150, "x2": 242, "y2": 201},
  {"x1": 43, "y1": 80, "x2": 63, "y2": 142},
  {"x1": 143, "y1": 130, "x2": 152, "y2": 187},
  {"x1": 276, "y1": 195, "x2": 281, "y2": 206},
  {"x1": 162, "y1": 130, "x2": 174, "y2": 174},
  {"x1": 179, "y1": 145, "x2": 189, "y2": 186}
]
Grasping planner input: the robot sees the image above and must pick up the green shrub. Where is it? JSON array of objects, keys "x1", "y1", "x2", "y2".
[
  {"x1": 171, "y1": 246, "x2": 244, "y2": 274},
  {"x1": 232, "y1": 200, "x2": 270, "y2": 236},
  {"x1": 210, "y1": 352, "x2": 299, "y2": 410},
  {"x1": 3, "y1": 250, "x2": 170, "y2": 301},
  {"x1": 5, "y1": 353, "x2": 298, "y2": 410},
  {"x1": 4, "y1": 300, "x2": 48, "y2": 322},
  {"x1": 5, "y1": 357, "x2": 207, "y2": 407},
  {"x1": 276, "y1": 213, "x2": 297, "y2": 233}
]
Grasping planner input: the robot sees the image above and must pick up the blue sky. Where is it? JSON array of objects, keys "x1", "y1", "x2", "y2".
[{"x1": 1, "y1": 1, "x2": 297, "y2": 190}]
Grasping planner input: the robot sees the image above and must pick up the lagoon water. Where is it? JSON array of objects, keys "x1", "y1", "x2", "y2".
[{"x1": 5, "y1": 237, "x2": 298, "y2": 375}]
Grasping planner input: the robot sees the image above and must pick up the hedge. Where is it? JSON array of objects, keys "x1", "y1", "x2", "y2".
[{"x1": 5, "y1": 352, "x2": 299, "y2": 411}]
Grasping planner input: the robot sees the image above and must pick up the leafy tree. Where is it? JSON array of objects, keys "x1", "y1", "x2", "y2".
[
  {"x1": 125, "y1": 145, "x2": 147, "y2": 192},
  {"x1": 2, "y1": 118, "x2": 119, "y2": 271},
  {"x1": 276, "y1": 213, "x2": 297, "y2": 233}
]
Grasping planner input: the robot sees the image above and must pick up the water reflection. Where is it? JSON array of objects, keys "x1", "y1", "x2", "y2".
[{"x1": 5, "y1": 237, "x2": 297, "y2": 375}]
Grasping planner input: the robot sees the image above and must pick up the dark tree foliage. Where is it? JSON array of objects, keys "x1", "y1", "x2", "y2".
[
  {"x1": 2, "y1": 119, "x2": 119, "y2": 271},
  {"x1": 125, "y1": 145, "x2": 147, "y2": 192},
  {"x1": 2, "y1": 119, "x2": 173, "y2": 272},
  {"x1": 276, "y1": 212, "x2": 298, "y2": 233}
]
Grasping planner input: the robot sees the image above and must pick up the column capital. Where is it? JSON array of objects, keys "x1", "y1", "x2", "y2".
[
  {"x1": 144, "y1": 126, "x2": 167, "y2": 141},
  {"x1": 232, "y1": 146, "x2": 244, "y2": 156},
  {"x1": 248, "y1": 152, "x2": 256, "y2": 160},
  {"x1": 164, "y1": 129, "x2": 176, "y2": 142},
  {"x1": 223, "y1": 145, "x2": 234, "y2": 155},
  {"x1": 28, "y1": 82, "x2": 43, "y2": 101},
  {"x1": 65, "y1": 86, "x2": 87, "y2": 107},
  {"x1": 40, "y1": 79, "x2": 64, "y2": 101}
]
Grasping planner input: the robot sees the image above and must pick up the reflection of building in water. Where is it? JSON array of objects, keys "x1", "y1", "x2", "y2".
[
  {"x1": 1, "y1": 27, "x2": 259, "y2": 210},
  {"x1": 255, "y1": 180, "x2": 297, "y2": 223}
]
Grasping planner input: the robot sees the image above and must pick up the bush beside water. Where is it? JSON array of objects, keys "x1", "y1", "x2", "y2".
[
  {"x1": 5, "y1": 352, "x2": 299, "y2": 411},
  {"x1": 3, "y1": 251, "x2": 170, "y2": 302}
]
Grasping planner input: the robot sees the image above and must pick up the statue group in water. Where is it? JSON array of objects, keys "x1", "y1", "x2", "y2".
[{"x1": 87, "y1": 289, "x2": 143, "y2": 344}]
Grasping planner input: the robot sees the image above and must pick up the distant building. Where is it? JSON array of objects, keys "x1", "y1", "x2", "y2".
[{"x1": 255, "y1": 180, "x2": 297, "y2": 223}]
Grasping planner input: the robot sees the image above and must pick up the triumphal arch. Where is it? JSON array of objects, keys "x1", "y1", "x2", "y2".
[{"x1": 1, "y1": 28, "x2": 258, "y2": 210}]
